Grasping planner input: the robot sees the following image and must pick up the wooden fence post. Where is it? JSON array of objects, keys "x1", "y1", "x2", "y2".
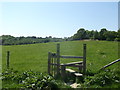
[
  {"x1": 48, "y1": 52, "x2": 51, "y2": 75},
  {"x1": 56, "y1": 43, "x2": 60, "y2": 76},
  {"x1": 61, "y1": 65, "x2": 66, "y2": 81},
  {"x1": 83, "y1": 44, "x2": 86, "y2": 75},
  {"x1": 7, "y1": 51, "x2": 10, "y2": 69}
]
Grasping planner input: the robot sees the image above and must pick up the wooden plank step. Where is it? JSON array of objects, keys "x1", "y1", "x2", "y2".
[
  {"x1": 60, "y1": 61, "x2": 83, "y2": 66},
  {"x1": 66, "y1": 68, "x2": 76, "y2": 73},
  {"x1": 74, "y1": 73, "x2": 83, "y2": 77},
  {"x1": 70, "y1": 83, "x2": 80, "y2": 88}
]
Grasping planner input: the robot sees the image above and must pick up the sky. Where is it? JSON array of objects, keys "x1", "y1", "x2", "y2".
[{"x1": 0, "y1": 2, "x2": 118, "y2": 38}]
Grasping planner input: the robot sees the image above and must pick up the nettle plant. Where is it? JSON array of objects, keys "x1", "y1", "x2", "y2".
[
  {"x1": 2, "y1": 68, "x2": 58, "y2": 89},
  {"x1": 84, "y1": 69, "x2": 120, "y2": 88}
]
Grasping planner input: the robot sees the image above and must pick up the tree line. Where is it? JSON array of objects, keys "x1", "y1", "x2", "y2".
[
  {"x1": 72, "y1": 28, "x2": 120, "y2": 41},
  {"x1": 0, "y1": 28, "x2": 119, "y2": 45},
  {"x1": 0, "y1": 35, "x2": 64, "y2": 45}
]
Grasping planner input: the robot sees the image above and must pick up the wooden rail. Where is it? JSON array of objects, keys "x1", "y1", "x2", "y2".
[
  {"x1": 50, "y1": 63, "x2": 58, "y2": 65},
  {"x1": 62, "y1": 65, "x2": 83, "y2": 67},
  {"x1": 60, "y1": 61, "x2": 83, "y2": 66},
  {"x1": 100, "y1": 59, "x2": 120, "y2": 70},
  {"x1": 60, "y1": 56, "x2": 83, "y2": 59}
]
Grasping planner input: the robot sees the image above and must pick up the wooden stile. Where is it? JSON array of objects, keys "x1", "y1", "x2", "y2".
[{"x1": 48, "y1": 43, "x2": 87, "y2": 79}]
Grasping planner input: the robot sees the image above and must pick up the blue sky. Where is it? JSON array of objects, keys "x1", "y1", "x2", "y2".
[{"x1": 0, "y1": 2, "x2": 118, "y2": 38}]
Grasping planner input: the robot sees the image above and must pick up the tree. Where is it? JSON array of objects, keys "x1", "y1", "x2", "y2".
[
  {"x1": 94, "y1": 30, "x2": 99, "y2": 40},
  {"x1": 89, "y1": 30, "x2": 94, "y2": 39},
  {"x1": 73, "y1": 28, "x2": 86, "y2": 40},
  {"x1": 99, "y1": 28, "x2": 107, "y2": 40},
  {"x1": 105, "y1": 31, "x2": 117, "y2": 41},
  {"x1": 117, "y1": 29, "x2": 120, "y2": 41}
]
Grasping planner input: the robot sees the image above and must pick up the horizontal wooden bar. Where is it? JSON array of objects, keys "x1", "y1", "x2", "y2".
[
  {"x1": 66, "y1": 65, "x2": 83, "y2": 67},
  {"x1": 50, "y1": 63, "x2": 58, "y2": 65},
  {"x1": 49, "y1": 52, "x2": 57, "y2": 57},
  {"x1": 61, "y1": 64, "x2": 83, "y2": 67},
  {"x1": 51, "y1": 56, "x2": 57, "y2": 58},
  {"x1": 60, "y1": 61, "x2": 83, "y2": 66},
  {"x1": 60, "y1": 55, "x2": 83, "y2": 59},
  {"x1": 50, "y1": 63, "x2": 83, "y2": 67},
  {"x1": 101, "y1": 59, "x2": 120, "y2": 70}
]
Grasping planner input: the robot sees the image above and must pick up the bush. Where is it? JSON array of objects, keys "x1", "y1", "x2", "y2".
[
  {"x1": 2, "y1": 69, "x2": 58, "y2": 89},
  {"x1": 83, "y1": 69, "x2": 120, "y2": 88}
]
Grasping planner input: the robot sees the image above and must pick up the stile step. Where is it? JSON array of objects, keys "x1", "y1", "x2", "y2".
[
  {"x1": 74, "y1": 73, "x2": 83, "y2": 77},
  {"x1": 66, "y1": 68, "x2": 76, "y2": 73},
  {"x1": 74, "y1": 73, "x2": 83, "y2": 83}
]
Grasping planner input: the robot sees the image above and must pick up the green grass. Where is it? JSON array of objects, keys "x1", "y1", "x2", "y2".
[{"x1": 2, "y1": 41, "x2": 118, "y2": 73}]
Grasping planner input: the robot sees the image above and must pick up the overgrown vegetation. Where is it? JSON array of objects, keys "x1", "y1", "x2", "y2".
[
  {"x1": 2, "y1": 68, "x2": 70, "y2": 89},
  {"x1": 2, "y1": 68, "x2": 120, "y2": 89},
  {"x1": 81, "y1": 69, "x2": 120, "y2": 88}
]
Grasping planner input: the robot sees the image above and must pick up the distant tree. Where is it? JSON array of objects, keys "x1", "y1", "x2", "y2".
[
  {"x1": 64, "y1": 37, "x2": 68, "y2": 41},
  {"x1": 117, "y1": 29, "x2": 120, "y2": 41},
  {"x1": 1, "y1": 28, "x2": 118, "y2": 45},
  {"x1": 1, "y1": 35, "x2": 64, "y2": 45},
  {"x1": 73, "y1": 28, "x2": 86, "y2": 40},
  {"x1": 105, "y1": 31, "x2": 117, "y2": 41},
  {"x1": 94, "y1": 30, "x2": 99, "y2": 40},
  {"x1": 99, "y1": 28, "x2": 107, "y2": 40},
  {"x1": 72, "y1": 28, "x2": 118, "y2": 41},
  {"x1": 31, "y1": 36, "x2": 36, "y2": 39},
  {"x1": 89, "y1": 30, "x2": 95, "y2": 39},
  {"x1": 48, "y1": 36, "x2": 52, "y2": 38},
  {"x1": 85, "y1": 30, "x2": 90, "y2": 39},
  {"x1": 72, "y1": 33, "x2": 79, "y2": 40},
  {"x1": 0, "y1": 36, "x2": 2, "y2": 45}
]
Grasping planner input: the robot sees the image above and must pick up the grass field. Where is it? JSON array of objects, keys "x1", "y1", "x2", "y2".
[{"x1": 2, "y1": 40, "x2": 118, "y2": 74}]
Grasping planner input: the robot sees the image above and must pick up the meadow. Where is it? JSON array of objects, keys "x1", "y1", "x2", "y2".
[{"x1": 2, "y1": 40, "x2": 118, "y2": 74}]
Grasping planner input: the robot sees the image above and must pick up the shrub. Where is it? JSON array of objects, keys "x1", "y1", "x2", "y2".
[
  {"x1": 83, "y1": 69, "x2": 120, "y2": 88},
  {"x1": 2, "y1": 69, "x2": 58, "y2": 89}
]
